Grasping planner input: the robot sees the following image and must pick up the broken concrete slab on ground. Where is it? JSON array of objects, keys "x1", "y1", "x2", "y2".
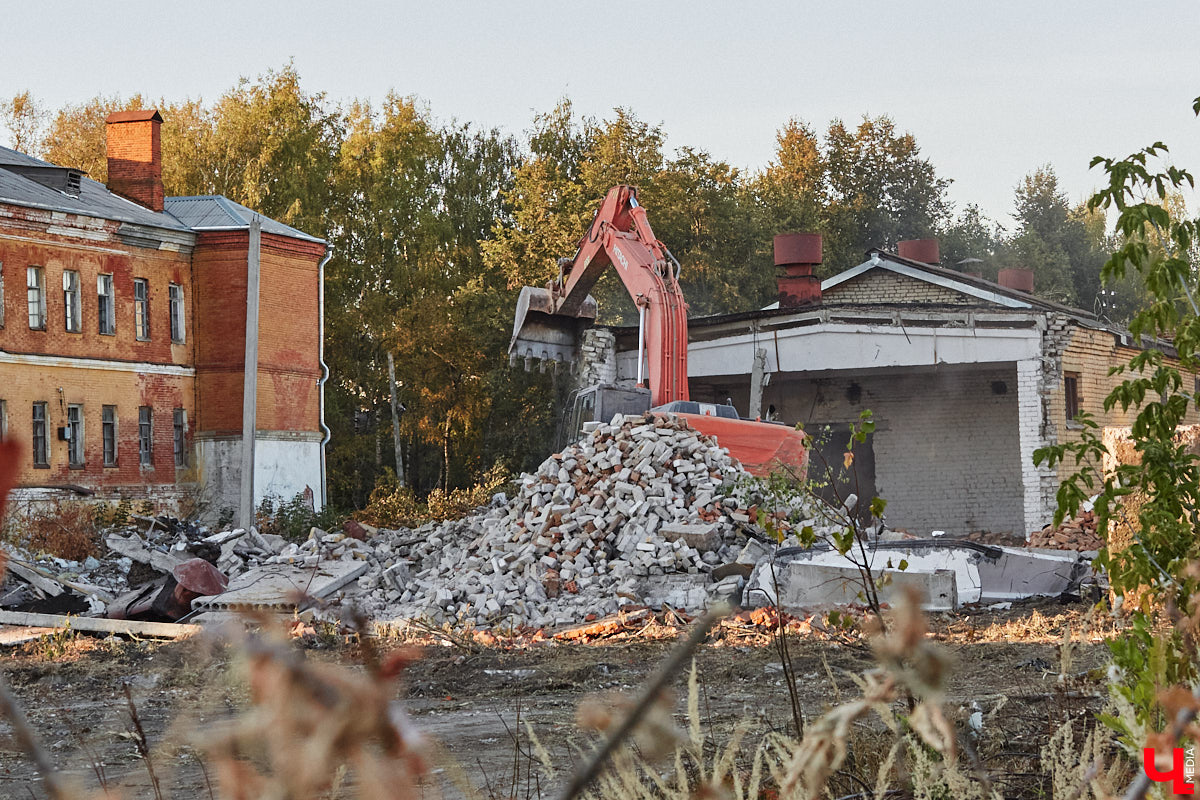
[
  {"x1": 191, "y1": 559, "x2": 367, "y2": 613},
  {"x1": 745, "y1": 539, "x2": 1101, "y2": 613}
]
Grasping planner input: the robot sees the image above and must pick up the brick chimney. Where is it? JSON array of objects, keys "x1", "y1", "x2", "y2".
[
  {"x1": 997, "y1": 267, "x2": 1035, "y2": 294},
  {"x1": 897, "y1": 238, "x2": 940, "y2": 265},
  {"x1": 775, "y1": 233, "x2": 822, "y2": 308},
  {"x1": 105, "y1": 109, "x2": 163, "y2": 212}
]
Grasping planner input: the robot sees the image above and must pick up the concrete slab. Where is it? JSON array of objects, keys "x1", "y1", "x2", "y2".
[
  {"x1": 748, "y1": 560, "x2": 958, "y2": 612},
  {"x1": 744, "y1": 539, "x2": 1098, "y2": 612},
  {"x1": 191, "y1": 559, "x2": 367, "y2": 611},
  {"x1": 976, "y1": 546, "x2": 1094, "y2": 601}
]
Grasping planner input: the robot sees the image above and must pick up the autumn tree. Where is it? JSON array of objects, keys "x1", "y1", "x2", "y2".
[{"x1": 1, "y1": 92, "x2": 47, "y2": 155}]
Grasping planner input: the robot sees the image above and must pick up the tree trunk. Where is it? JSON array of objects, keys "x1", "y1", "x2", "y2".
[
  {"x1": 442, "y1": 413, "x2": 452, "y2": 493},
  {"x1": 387, "y1": 352, "x2": 405, "y2": 486}
]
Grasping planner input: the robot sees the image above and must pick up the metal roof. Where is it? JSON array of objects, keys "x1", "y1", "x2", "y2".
[
  {"x1": 0, "y1": 145, "x2": 325, "y2": 244},
  {"x1": 0, "y1": 146, "x2": 64, "y2": 169},
  {"x1": 164, "y1": 195, "x2": 325, "y2": 244},
  {"x1": 0, "y1": 146, "x2": 191, "y2": 232}
]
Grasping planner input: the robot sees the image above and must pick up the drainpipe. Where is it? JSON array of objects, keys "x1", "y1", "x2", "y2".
[{"x1": 317, "y1": 248, "x2": 333, "y2": 510}]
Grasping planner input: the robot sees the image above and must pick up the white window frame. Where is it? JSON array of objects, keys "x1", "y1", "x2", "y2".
[
  {"x1": 0, "y1": 261, "x2": 6, "y2": 328},
  {"x1": 134, "y1": 278, "x2": 150, "y2": 341},
  {"x1": 169, "y1": 283, "x2": 185, "y2": 344},
  {"x1": 0, "y1": 399, "x2": 7, "y2": 441},
  {"x1": 63, "y1": 270, "x2": 81, "y2": 333},
  {"x1": 26, "y1": 267, "x2": 46, "y2": 330},
  {"x1": 67, "y1": 403, "x2": 84, "y2": 467},
  {"x1": 98, "y1": 274, "x2": 115, "y2": 335}
]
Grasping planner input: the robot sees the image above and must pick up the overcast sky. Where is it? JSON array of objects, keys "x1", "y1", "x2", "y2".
[{"x1": 3, "y1": 1, "x2": 1198, "y2": 228}]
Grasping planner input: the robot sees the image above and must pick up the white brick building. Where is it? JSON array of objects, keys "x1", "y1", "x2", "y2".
[{"x1": 595, "y1": 243, "x2": 1199, "y2": 538}]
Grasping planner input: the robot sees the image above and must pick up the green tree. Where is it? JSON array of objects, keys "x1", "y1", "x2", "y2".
[
  {"x1": 937, "y1": 204, "x2": 1003, "y2": 278},
  {"x1": 1035, "y1": 97, "x2": 1200, "y2": 735},
  {"x1": 1003, "y1": 165, "x2": 1109, "y2": 308},
  {"x1": 821, "y1": 115, "x2": 951, "y2": 272}
]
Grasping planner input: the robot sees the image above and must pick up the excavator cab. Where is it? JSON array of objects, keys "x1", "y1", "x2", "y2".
[
  {"x1": 558, "y1": 384, "x2": 652, "y2": 448},
  {"x1": 508, "y1": 285, "x2": 598, "y2": 369}
]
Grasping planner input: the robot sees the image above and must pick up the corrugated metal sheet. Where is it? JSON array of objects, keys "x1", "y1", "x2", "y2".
[{"x1": 164, "y1": 195, "x2": 325, "y2": 244}]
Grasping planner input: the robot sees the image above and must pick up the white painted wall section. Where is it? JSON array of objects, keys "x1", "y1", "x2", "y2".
[
  {"x1": 618, "y1": 323, "x2": 1042, "y2": 380},
  {"x1": 196, "y1": 436, "x2": 323, "y2": 519}
]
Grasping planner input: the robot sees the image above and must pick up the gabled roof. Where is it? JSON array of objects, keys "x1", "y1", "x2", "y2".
[
  {"x1": 0, "y1": 145, "x2": 191, "y2": 232},
  {"x1": 164, "y1": 195, "x2": 325, "y2": 244},
  {"x1": 816, "y1": 248, "x2": 1095, "y2": 318}
]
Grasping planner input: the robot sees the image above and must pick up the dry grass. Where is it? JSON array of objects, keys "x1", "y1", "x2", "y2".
[{"x1": 2, "y1": 500, "x2": 101, "y2": 561}]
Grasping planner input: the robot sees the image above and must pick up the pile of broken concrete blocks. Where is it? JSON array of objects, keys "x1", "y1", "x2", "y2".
[{"x1": 346, "y1": 412, "x2": 807, "y2": 629}]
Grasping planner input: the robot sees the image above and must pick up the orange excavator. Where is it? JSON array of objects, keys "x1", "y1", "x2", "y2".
[{"x1": 509, "y1": 185, "x2": 807, "y2": 477}]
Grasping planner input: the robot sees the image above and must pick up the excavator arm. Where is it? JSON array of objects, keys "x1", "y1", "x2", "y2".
[{"x1": 509, "y1": 185, "x2": 690, "y2": 406}]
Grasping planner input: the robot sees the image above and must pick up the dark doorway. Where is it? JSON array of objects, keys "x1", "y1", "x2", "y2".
[{"x1": 804, "y1": 422, "x2": 878, "y2": 525}]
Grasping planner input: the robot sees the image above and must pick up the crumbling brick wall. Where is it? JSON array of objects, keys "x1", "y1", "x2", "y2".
[
  {"x1": 578, "y1": 328, "x2": 618, "y2": 388},
  {"x1": 1052, "y1": 321, "x2": 1200, "y2": 485}
]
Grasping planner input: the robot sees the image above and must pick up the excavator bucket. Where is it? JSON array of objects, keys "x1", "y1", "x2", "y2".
[{"x1": 509, "y1": 285, "x2": 598, "y2": 369}]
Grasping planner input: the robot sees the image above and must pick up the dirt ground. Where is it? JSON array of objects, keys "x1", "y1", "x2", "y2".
[{"x1": 0, "y1": 596, "x2": 1117, "y2": 799}]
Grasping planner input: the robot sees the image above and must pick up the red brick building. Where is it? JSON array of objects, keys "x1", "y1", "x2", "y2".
[{"x1": 0, "y1": 110, "x2": 329, "y2": 518}]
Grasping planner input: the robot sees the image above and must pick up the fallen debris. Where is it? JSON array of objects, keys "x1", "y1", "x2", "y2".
[
  {"x1": 1028, "y1": 510, "x2": 1103, "y2": 551},
  {"x1": 0, "y1": 610, "x2": 202, "y2": 639},
  {"x1": 344, "y1": 412, "x2": 833, "y2": 628}
]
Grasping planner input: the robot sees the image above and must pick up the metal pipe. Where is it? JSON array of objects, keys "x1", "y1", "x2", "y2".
[
  {"x1": 636, "y1": 303, "x2": 646, "y2": 386},
  {"x1": 317, "y1": 248, "x2": 333, "y2": 510}
]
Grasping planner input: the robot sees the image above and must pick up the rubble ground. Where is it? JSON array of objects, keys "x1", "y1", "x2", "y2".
[{"x1": 0, "y1": 596, "x2": 1114, "y2": 798}]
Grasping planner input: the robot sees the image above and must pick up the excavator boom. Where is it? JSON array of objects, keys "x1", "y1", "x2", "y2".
[
  {"x1": 510, "y1": 185, "x2": 807, "y2": 476},
  {"x1": 509, "y1": 186, "x2": 689, "y2": 406}
]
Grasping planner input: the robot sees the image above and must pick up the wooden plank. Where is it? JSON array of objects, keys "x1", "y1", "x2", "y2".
[
  {"x1": 0, "y1": 611, "x2": 202, "y2": 639},
  {"x1": 5, "y1": 561, "x2": 63, "y2": 597}
]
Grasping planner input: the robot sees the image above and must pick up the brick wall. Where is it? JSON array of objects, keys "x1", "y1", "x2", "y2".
[
  {"x1": 256, "y1": 236, "x2": 322, "y2": 432},
  {"x1": 578, "y1": 328, "x2": 618, "y2": 388},
  {"x1": 823, "y1": 268, "x2": 974, "y2": 305},
  {"x1": 0, "y1": 204, "x2": 196, "y2": 491},
  {"x1": 731, "y1": 365, "x2": 1025, "y2": 537},
  {"x1": 191, "y1": 230, "x2": 324, "y2": 436},
  {"x1": 0, "y1": 214, "x2": 192, "y2": 366},
  {"x1": 191, "y1": 231, "x2": 248, "y2": 434},
  {"x1": 1, "y1": 361, "x2": 194, "y2": 489},
  {"x1": 1052, "y1": 323, "x2": 1200, "y2": 483}
]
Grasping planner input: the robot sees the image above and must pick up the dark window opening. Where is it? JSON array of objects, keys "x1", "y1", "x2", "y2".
[
  {"x1": 102, "y1": 405, "x2": 117, "y2": 466},
  {"x1": 138, "y1": 406, "x2": 153, "y2": 467},
  {"x1": 67, "y1": 404, "x2": 84, "y2": 467},
  {"x1": 98, "y1": 274, "x2": 115, "y2": 335},
  {"x1": 1064, "y1": 372, "x2": 1082, "y2": 421},
  {"x1": 32, "y1": 402, "x2": 48, "y2": 467},
  {"x1": 173, "y1": 408, "x2": 187, "y2": 467}
]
